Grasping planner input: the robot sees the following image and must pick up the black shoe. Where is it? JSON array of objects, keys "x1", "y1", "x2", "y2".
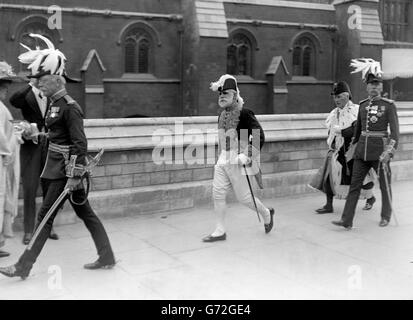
[
  {"x1": 0, "y1": 250, "x2": 10, "y2": 258},
  {"x1": 23, "y1": 233, "x2": 32, "y2": 245},
  {"x1": 331, "y1": 220, "x2": 352, "y2": 230},
  {"x1": 379, "y1": 219, "x2": 389, "y2": 227},
  {"x1": 264, "y1": 208, "x2": 275, "y2": 234},
  {"x1": 0, "y1": 265, "x2": 30, "y2": 280},
  {"x1": 49, "y1": 230, "x2": 59, "y2": 240},
  {"x1": 363, "y1": 196, "x2": 376, "y2": 210},
  {"x1": 202, "y1": 233, "x2": 226, "y2": 242},
  {"x1": 315, "y1": 206, "x2": 333, "y2": 214},
  {"x1": 84, "y1": 260, "x2": 116, "y2": 270}
]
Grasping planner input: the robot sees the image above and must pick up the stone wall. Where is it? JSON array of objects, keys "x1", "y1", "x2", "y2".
[{"x1": 14, "y1": 111, "x2": 413, "y2": 229}]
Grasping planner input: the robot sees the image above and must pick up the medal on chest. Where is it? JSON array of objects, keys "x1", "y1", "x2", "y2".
[
  {"x1": 377, "y1": 105, "x2": 386, "y2": 117},
  {"x1": 370, "y1": 115, "x2": 378, "y2": 123},
  {"x1": 49, "y1": 106, "x2": 60, "y2": 118}
]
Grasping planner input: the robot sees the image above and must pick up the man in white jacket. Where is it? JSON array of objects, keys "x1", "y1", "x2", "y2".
[{"x1": 313, "y1": 81, "x2": 375, "y2": 214}]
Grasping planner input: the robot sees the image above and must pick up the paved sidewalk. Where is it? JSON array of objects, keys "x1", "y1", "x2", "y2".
[{"x1": 1, "y1": 180, "x2": 413, "y2": 300}]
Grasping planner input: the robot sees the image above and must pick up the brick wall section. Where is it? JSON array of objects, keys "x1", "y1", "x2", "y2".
[{"x1": 84, "y1": 131, "x2": 413, "y2": 195}]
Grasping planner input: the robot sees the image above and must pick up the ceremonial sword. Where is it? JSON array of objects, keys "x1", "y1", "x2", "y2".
[{"x1": 27, "y1": 149, "x2": 105, "y2": 251}]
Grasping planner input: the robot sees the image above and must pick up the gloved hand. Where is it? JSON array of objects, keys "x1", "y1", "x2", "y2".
[
  {"x1": 332, "y1": 125, "x2": 342, "y2": 135},
  {"x1": 237, "y1": 153, "x2": 251, "y2": 166},
  {"x1": 379, "y1": 151, "x2": 392, "y2": 163},
  {"x1": 65, "y1": 177, "x2": 82, "y2": 191},
  {"x1": 3, "y1": 154, "x2": 13, "y2": 166}
]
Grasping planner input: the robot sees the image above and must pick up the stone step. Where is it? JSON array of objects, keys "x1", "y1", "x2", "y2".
[{"x1": 12, "y1": 160, "x2": 413, "y2": 231}]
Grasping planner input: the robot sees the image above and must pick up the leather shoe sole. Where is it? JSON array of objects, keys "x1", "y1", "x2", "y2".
[
  {"x1": 0, "y1": 265, "x2": 30, "y2": 280},
  {"x1": 379, "y1": 219, "x2": 389, "y2": 227},
  {"x1": 264, "y1": 208, "x2": 275, "y2": 233},
  {"x1": 315, "y1": 207, "x2": 333, "y2": 214},
  {"x1": 84, "y1": 260, "x2": 116, "y2": 270},
  {"x1": 331, "y1": 220, "x2": 352, "y2": 230},
  {"x1": 202, "y1": 233, "x2": 226, "y2": 242},
  {"x1": 363, "y1": 197, "x2": 376, "y2": 211},
  {"x1": 49, "y1": 232, "x2": 59, "y2": 240}
]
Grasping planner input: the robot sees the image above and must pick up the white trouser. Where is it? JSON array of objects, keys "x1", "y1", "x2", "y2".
[{"x1": 211, "y1": 163, "x2": 270, "y2": 236}]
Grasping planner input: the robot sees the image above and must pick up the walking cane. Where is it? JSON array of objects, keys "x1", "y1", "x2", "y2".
[
  {"x1": 243, "y1": 164, "x2": 261, "y2": 223},
  {"x1": 381, "y1": 160, "x2": 399, "y2": 226}
]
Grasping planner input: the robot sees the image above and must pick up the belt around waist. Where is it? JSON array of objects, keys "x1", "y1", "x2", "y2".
[
  {"x1": 361, "y1": 131, "x2": 388, "y2": 137},
  {"x1": 48, "y1": 142, "x2": 72, "y2": 154}
]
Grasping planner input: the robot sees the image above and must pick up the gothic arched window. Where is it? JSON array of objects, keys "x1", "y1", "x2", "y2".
[
  {"x1": 124, "y1": 28, "x2": 152, "y2": 73},
  {"x1": 227, "y1": 33, "x2": 253, "y2": 76},
  {"x1": 292, "y1": 36, "x2": 316, "y2": 77}
]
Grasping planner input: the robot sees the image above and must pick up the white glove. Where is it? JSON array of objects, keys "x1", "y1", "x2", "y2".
[
  {"x1": 3, "y1": 154, "x2": 14, "y2": 166},
  {"x1": 237, "y1": 153, "x2": 251, "y2": 166},
  {"x1": 332, "y1": 125, "x2": 342, "y2": 135},
  {"x1": 65, "y1": 177, "x2": 82, "y2": 191}
]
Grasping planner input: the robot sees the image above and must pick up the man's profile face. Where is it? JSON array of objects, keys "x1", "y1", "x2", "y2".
[
  {"x1": 38, "y1": 75, "x2": 59, "y2": 97},
  {"x1": 366, "y1": 81, "x2": 383, "y2": 98},
  {"x1": 218, "y1": 89, "x2": 235, "y2": 108},
  {"x1": 334, "y1": 92, "x2": 349, "y2": 109}
]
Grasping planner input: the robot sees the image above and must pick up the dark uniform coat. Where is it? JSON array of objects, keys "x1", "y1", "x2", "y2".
[
  {"x1": 41, "y1": 89, "x2": 87, "y2": 180},
  {"x1": 218, "y1": 107, "x2": 265, "y2": 152},
  {"x1": 353, "y1": 97, "x2": 399, "y2": 161},
  {"x1": 217, "y1": 107, "x2": 265, "y2": 188},
  {"x1": 9, "y1": 84, "x2": 47, "y2": 139},
  {"x1": 9, "y1": 84, "x2": 49, "y2": 234}
]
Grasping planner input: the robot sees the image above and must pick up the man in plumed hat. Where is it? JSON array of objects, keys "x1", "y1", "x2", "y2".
[
  {"x1": 0, "y1": 34, "x2": 115, "y2": 279},
  {"x1": 332, "y1": 59, "x2": 399, "y2": 229},
  {"x1": 202, "y1": 74, "x2": 274, "y2": 242},
  {"x1": 312, "y1": 81, "x2": 375, "y2": 214}
]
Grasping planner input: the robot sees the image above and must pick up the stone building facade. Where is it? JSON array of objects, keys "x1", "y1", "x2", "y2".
[{"x1": 1, "y1": 0, "x2": 412, "y2": 118}]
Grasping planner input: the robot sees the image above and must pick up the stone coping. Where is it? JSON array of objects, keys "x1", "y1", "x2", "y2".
[{"x1": 84, "y1": 111, "x2": 413, "y2": 151}]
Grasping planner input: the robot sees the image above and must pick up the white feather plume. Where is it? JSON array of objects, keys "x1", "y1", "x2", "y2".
[
  {"x1": 210, "y1": 74, "x2": 237, "y2": 91},
  {"x1": 18, "y1": 43, "x2": 43, "y2": 65},
  {"x1": 18, "y1": 33, "x2": 66, "y2": 76},
  {"x1": 40, "y1": 50, "x2": 66, "y2": 75},
  {"x1": 28, "y1": 33, "x2": 55, "y2": 50},
  {"x1": 350, "y1": 58, "x2": 383, "y2": 81}
]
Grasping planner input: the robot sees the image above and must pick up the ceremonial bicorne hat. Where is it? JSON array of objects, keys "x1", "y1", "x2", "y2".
[
  {"x1": 18, "y1": 33, "x2": 79, "y2": 83},
  {"x1": 210, "y1": 74, "x2": 239, "y2": 93},
  {"x1": 350, "y1": 58, "x2": 383, "y2": 84}
]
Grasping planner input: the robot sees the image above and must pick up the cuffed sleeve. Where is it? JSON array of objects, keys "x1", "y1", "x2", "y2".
[
  {"x1": 64, "y1": 103, "x2": 87, "y2": 167},
  {"x1": 388, "y1": 102, "x2": 400, "y2": 150}
]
